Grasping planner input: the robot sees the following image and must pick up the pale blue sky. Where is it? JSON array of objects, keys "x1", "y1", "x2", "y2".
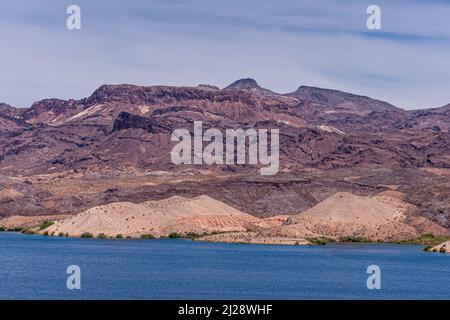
[{"x1": 1, "y1": 0, "x2": 450, "y2": 109}]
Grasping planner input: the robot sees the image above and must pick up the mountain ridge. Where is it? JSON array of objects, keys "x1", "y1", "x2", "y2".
[
  {"x1": 4, "y1": 79, "x2": 447, "y2": 111},
  {"x1": 1, "y1": 79, "x2": 450, "y2": 233}
]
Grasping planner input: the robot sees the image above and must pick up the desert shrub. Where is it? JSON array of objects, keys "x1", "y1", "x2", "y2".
[
  {"x1": 307, "y1": 237, "x2": 334, "y2": 245},
  {"x1": 8, "y1": 227, "x2": 24, "y2": 232},
  {"x1": 97, "y1": 233, "x2": 107, "y2": 238},
  {"x1": 22, "y1": 229, "x2": 35, "y2": 235},
  {"x1": 141, "y1": 234, "x2": 155, "y2": 239},
  {"x1": 339, "y1": 236, "x2": 369, "y2": 243},
  {"x1": 0, "y1": 227, "x2": 5, "y2": 231},
  {"x1": 81, "y1": 232, "x2": 93, "y2": 238},
  {"x1": 39, "y1": 220, "x2": 54, "y2": 230},
  {"x1": 43, "y1": 231, "x2": 49, "y2": 236},
  {"x1": 185, "y1": 232, "x2": 202, "y2": 239},
  {"x1": 116, "y1": 234, "x2": 123, "y2": 239},
  {"x1": 400, "y1": 234, "x2": 450, "y2": 246},
  {"x1": 58, "y1": 232, "x2": 64, "y2": 237},
  {"x1": 168, "y1": 232, "x2": 182, "y2": 239}
]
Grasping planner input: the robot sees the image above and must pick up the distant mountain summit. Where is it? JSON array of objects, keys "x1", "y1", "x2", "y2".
[
  {"x1": 223, "y1": 78, "x2": 277, "y2": 97},
  {"x1": 224, "y1": 78, "x2": 260, "y2": 90},
  {"x1": 0, "y1": 79, "x2": 449, "y2": 175},
  {"x1": 0, "y1": 103, "x2": 12, "y2": 112},
  {"x1": 290, "y1": 86, "x2": 400, "y2": 114}
]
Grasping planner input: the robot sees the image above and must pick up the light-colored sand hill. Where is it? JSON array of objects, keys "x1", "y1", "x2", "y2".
[
  {"x1": 29, "y1": 191, "x2": 448, "y2": 244},
  {"x1": 280, "y1": 191, "x2": 448, "y2": 241},
  {"x1": 45, "y1": 195, "x2": 260, "y2": 238},
  {"x1": 431, "y1": 241, "x2": 450, "y2": 253}
]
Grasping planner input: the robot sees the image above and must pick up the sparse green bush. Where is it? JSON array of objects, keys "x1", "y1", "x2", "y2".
[
  {"x1": 97, "y1": 233, "x2": 107, "y2": 238},
  {"x1": 339, "y1": 236, "x2": 370, "y2": 243},
  {"x1": 116, "y1": 234, "x2": 123, "y2": 239},
  {"x1": 81, "y1": 232, "x2": 93, "y2": 238},
  {"x1": 141, "y1": 234, "x2": 155, "y2": 239},
  {"x1": 307, "y1": 237, "x2": 335, "y2": 245},
  {"x1": 8, "y1": 227, "x2": 24, "y2": 232},
  {"x1": 168, "y1": 232, "x2": 182, "y2": 239},
  {"x1": 399, "y1": 234, "x2": 450, "y2": 246},
  {"x1": 38, "y1": 220, "x2": 54, "y2": 230},
  {"x1": 22, "y1": 229, "x2": 35, "y2": 235},
  {"x1": 58, "y1": 232, "x2": 64, "y2": 237},
  {"x1": 185, "y1": 232, "x2": 201, "y2": 239},
  {"x1": 422, "y1": 233, "x2": 435, "y2": 239}
]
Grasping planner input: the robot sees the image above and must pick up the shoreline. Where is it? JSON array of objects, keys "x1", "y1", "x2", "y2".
[{"x1": 2, "y1": 230, "x2": 449, "y2": 253}]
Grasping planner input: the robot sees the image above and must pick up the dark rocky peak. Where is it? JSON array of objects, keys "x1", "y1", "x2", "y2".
[
  {"x1": 0, "y1": 102, "x2": 13, "y2": 111},
  {"x1": 84, "y1": 84, "x2": 224, "y2": 106},
  {"x1": 224, "y1": 78, "x2": 259, "y2": 90},
  {"x1": 0, "y1": 103, "x2": 15, "y2": 116},
  {"x1": 29, "y1": 98, "x2": 67, "y2": 110},
  {"x1": 290, "y1": 86, "x2": 400, "y2": 113},
  {"x1": 23, "y1": 98, "x2": 78, "y2": 119},
  {"x1": 0, "y1": 103, "x2": 28, "y2": 121},
  {"x1": 84, "y1": 84, "x2": 153, "y2": 105},
  {"x1": 223, "y1": 78, "x2": 278, "y2": 97}
]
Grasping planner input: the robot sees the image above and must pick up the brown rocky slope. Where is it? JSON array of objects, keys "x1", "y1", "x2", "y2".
[{"x1": 0, "y1": 79, "x2": 449, "y2": 242}]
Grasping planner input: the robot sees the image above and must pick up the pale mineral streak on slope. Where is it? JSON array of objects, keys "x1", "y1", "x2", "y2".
[
  {"x1": 67, "y1": 104, "x2": 106, "y2": 121},
  {"x1": 318, "y1": 125, "x2": 345, "y2": 135}
]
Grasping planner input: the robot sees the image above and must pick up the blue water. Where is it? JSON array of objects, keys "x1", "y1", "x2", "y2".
[{"x1": 0, "y1": 232, "x2": 449, "y2": 299}]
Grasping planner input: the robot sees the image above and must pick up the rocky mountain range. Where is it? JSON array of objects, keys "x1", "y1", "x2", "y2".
[{"x1": 0, "y1": 79, "x2": 449, "y2": 234}]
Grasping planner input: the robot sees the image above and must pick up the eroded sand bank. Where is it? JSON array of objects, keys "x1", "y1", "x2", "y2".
[{"x1": 2, "y1": 192, "x2": 448, "y2": 247}]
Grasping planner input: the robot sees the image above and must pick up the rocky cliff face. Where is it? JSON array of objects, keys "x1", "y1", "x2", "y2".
[
  {"x1": 0, "y1": 79, "x2": 449, "y2": 230},
  {"x1": 1, "y1": 78, "x2": 450, "y2": 173}
]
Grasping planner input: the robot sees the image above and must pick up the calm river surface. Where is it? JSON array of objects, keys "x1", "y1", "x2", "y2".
[{"x1": 0, "y1": 232, "x2": 449, "y2": 299}]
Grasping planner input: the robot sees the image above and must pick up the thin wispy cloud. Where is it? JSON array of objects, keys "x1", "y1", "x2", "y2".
[{"x1": 0, "y1": 0, "x2": 449, "y2": 109}]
